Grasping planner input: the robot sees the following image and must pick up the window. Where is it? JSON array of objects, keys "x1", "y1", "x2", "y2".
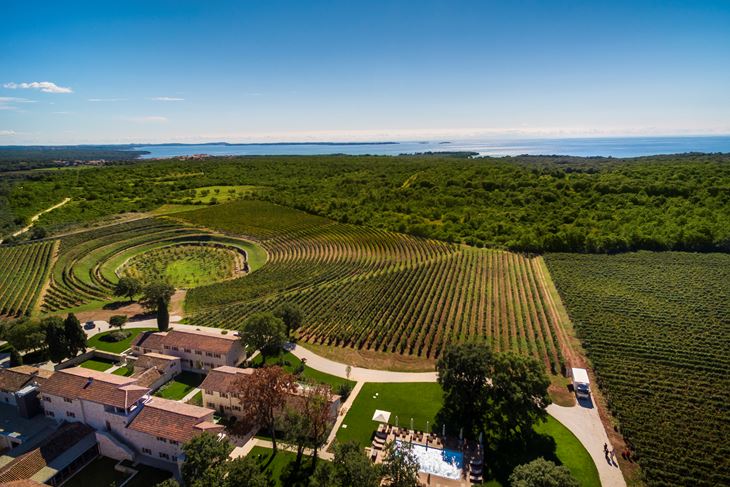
[
  {"x1": 184, "y1": 348, "x2": 192, "y2": 353},
  {"x1": 164, "y1": 345, "x2": 169, "y2": 349},
  {"x1": 142, "y1": 448, "x2": 152, "y2": 455},
  {"x1": 46, "y1": 411, "x2": 55, "y2": 417},
  {"x1": 66, "y1": 411, "x2": 76, "y2": 418},
  {"x1": 170, "y1": 440, "x2": 179, "y2": 445},
  {"x1": 207, "y1": 402, "x2": 215, "y2": 408},
  {"x1": 64, "y1": 397, "x2": 73, "y2": 403},
  {"x1": 214, "y1": 353, "x2": 221, "y2": 359},
  {"x1": 195, "y1": 350, "x2": 202, "y2": 355},
  {"x1": 43, "y1": 396, "x2": 52, "y2": 403},
  {"x1": 205, "y1": 352, "x2": 213, "y2": 357},
  {"x1": 171, "y1": 346, "x2": 179, "y2": 351},
  {"x1": 159, "y1": 452, "x2": 170, "y2": 460},
  {"x1": 156, "y1": 436, "x2": 168, "y2": 443},
  {"x1": 172, "y1": 456, "x2": 178, "y2": 462}
]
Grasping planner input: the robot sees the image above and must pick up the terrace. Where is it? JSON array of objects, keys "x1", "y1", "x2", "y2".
[{"x1": 368, "y1": 423, "x2": 484, "y2": 485}]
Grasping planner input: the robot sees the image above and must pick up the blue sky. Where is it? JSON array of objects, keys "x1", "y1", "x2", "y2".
[{"x1": 1, "y1": 0, "x2": 729, "y2": 144}]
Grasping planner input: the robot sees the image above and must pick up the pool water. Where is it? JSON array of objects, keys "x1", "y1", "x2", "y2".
[{"x1": 395, "y1": 440, "x2": 463, "y2": 480}]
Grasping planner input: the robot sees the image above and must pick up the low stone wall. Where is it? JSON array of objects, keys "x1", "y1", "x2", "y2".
[{"x1": 56, "y1": 349, "x2": 124, "y2": 370}]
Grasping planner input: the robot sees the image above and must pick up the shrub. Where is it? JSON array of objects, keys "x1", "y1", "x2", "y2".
[{"x1": 102, "y1": 330, "x2": 131, "y2": 343}]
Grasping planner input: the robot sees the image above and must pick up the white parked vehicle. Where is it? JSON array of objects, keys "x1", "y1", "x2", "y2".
[{"x1": 571, "y1": 367, "x2": 591, "y2": 399}]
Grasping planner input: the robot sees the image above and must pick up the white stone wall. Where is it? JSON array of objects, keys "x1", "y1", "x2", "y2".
[{"x1": 41, "y1": 393, "x2": 85, "y2": 422}]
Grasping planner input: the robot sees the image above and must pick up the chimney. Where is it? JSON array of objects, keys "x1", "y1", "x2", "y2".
[{"x1": 83, "y1": 377, "x2": 93, "y2": 389}]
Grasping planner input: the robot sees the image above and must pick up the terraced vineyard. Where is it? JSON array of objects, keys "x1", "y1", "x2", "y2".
[
  {"x1": 545, "y1": 252, "x2": 730, "y2": 487},
  {"x1": 0, "y1": 240, "x2": 56, "y2": 318},
  {"x1": 42, "y1": 218, "x2": 258, "y2": 312},
  {"x1": 181, "y1": 200, "x2": 573, "y2": 367}
]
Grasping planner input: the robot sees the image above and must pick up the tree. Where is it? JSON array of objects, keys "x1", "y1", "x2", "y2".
[
  {"x1": 9, "y1": 347, "x2": 23, "y2": 366},
  {"x1": 235, "y1": 366, "x2": 296, "y2": 452},
  {"x1": 154, "y1": 480, "x2": 180, "y2": 487},
  {"x1": 273, "y1": 302, "x2": 303, "y2": 336},
  {"x1": 483, "y1": 352, "x2": 551, "y2": 447},
  {"x1": 1, "y1": 319, "x2": 45, "y2": 353},
  {"x1": 302, "y1": 382, "x2": 334, "y2": 462},
  {"x1": 140, "y1": 282, "x2": 175, "y2": 331},
  {"x1": 381, "y1": 441, "x2": 420, "y2": 487},
  {"x1": 509, "y1": 458, "x2": 579, "y2": 487},
  {"x1": 316, "y1": 440, "x2": 382, "y2": 487},
  {"x1": 30, "y1": 226, "x2": 47, "y2": 240},
  {"x1": 114, "y1": 276, "x2": 142, "y2": 301},
  {"x1": 282, "y1": 408, "x2": 311, "y2": 467},
  {"x1": 63, "y1": 313, "x2": 87, "y2": 357},
  {"x1": 43, "y1": 316, "x2": 69, "y2": 363},
  {"x1": 241, "y1": 312, "x2": 286, "y2": 362},
  {"x1": 222, "y1": 456, "x2": 270, "y2": 487},
  {"x1": 436, "y1": 342, "x2": 551, "y2": 449},
  {"x1": 109, "y1": 314, "x2": 128, "y2": 331},
  {"x1": 181, "y1": 432, "x2": 233, "y2": 487},
  {"x1": 436, "y1": 341, "x2": 493, "y2": 439}
]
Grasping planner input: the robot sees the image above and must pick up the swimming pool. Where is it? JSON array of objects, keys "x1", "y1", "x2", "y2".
[{"x1": 395, "y1": 440, "x2": 463, "y2": 480}]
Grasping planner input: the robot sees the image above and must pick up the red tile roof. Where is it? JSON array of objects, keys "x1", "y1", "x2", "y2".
[
  {"x1": 131, "y1": 331, "x2": 167, "y2": 351},
  {"x1": 0, "y1": 366, "x2": 53, "y2": 393},
  {"x1": 133, "y1": 329, "x2": 239, "y2": 356},
  {"x1": 127, "y1": 397, "x2": 223, "y2": 443},
  {"x1": 199, "y1": 366, "x2": 252, "y2": 395},
  {"x1": 40, "y1": 367, "x2": 149, "y2": 409},
  {"x1": 135, "y1": 352, "x2": 179, "y2": 371},
  {"x1": 0, "y1": 422, "x2": 94, "y2": 483}
]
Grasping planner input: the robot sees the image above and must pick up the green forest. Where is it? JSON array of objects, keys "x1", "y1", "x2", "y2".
[{"x1": 2, "y1": 152, "x2": 729, "y2": 253}]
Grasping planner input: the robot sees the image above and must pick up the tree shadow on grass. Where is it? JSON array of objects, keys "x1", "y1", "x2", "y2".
[{"x1": 487, "y1": 432, "x2": 560, "y2": 485}]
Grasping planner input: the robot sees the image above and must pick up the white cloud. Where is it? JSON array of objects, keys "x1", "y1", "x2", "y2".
[
  {"x1": 88, "y1": 98, "x2": 125, "y2": 102},
  {"x1": 0, "y1": 130, "x2": 16, "y2": 136},
  {"x1": 4, "y1": 81, "x2": 72, "y2": 94},
  {"x1": 0, "y1": 96, "x2": 38, "y2": 110},
  {"x1": 149, "y1": 96, "x2": 184, "y2": 101}
]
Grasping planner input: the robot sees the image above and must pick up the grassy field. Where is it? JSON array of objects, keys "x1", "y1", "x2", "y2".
[
  {"x1": 335, "y1": 382, "x2": 598, "y2": 486},
  {"x1": 64, "y1": 456, "x2": 171, "y2": 487},
  {"x1": 172, "y1": 185, "x2": 265, "y2": 204},
  {"x1": 78, "y1": 357, "x2": 116, "y2": 371},
  {"x1": 88, "y1": 327, "x2": 157, "y2": 353},
  {"x1": 154, "y1": 371, "x2": 204, "y2": 400},
  {"x1": 546, "y1": 252, "x2": 730, "y2": 487},
  {"x1": 112, "y1": 365, "x2": 135, "y2": 376},
  {"x1": 252, "y1": 351, "x2": 356, "y2": 390},
  {"x1": 120, "y1": 243, "x2": 244, "y2": 288},
  {"x1": 335, "y1": 382, "x2": 442, "y2": 446},
  {"x1": 182, "y1": 200, "x2": 572, "y2": 368},
  {"x1": 248, "y1": 446, "x2": 318, "y2": 487}
]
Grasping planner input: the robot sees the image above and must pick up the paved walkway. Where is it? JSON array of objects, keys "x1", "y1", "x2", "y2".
[
  {"x1": 548, "y1": 403, "x2": 626, "y2": 487},
  {"x1": 289, "y1": 344, "x2": 438, "y2": 383},
  {"x1": 325, "y1": 381, "x2": 364, "y2": 449},
  {"x1": 179, "y1": 387, "x2": 201, "y2": 403}
]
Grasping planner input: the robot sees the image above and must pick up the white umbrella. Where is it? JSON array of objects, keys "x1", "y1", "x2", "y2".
[{"x1": 372, "y1": 409, "x2": 391, "y2": 423}]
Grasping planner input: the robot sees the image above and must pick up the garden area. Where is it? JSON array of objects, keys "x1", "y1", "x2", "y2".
[
  {"x1": 252, "y1": 350, "x2": 355, "y2": 390},
  {"x1": 154, "y1": 371, "x2": 205, "y2": 400},
  {"x1": 335, "y1": 382, "x2": 599, "y2": 487},
  {"x1": 249, "y1": 446, "x2": 320, "y2": 487},
  {"x1": 64, "y1": 456, "x2": 172, "y2": 487},
  {"x1": 87, "y1": 327, "x2": 157, "y2": 353},
  {"x1": 78, "y1": 357, "x2": 116, "y2": 372}
]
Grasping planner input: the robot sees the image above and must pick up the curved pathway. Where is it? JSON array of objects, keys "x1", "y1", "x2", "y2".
[
  {"x1": 289, "y1": 344, "x2": 438, "y2": 383},
  {"x1": 0, "y1": 197, "x2": 71, "y2": 243}
]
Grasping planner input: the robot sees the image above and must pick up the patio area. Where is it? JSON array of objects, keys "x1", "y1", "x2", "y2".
[{"x1": 367, "y1": 423, "x2": 485, "y2": 485}]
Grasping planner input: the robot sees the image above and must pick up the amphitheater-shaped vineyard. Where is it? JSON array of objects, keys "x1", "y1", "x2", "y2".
[
  {"x1": 0, "y1": 240, "x2": 56, "y2": 318},
  {"x1": 42, "y1": 218, "x2": 262, "y2": 312}
]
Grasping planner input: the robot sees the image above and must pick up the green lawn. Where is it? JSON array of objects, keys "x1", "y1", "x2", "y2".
[
  {"x1": 88, "y1": 327, "x2": 157, "y2": 353},
  {"x1": 336, "y1": 382, "x2": 442, "y2": 446},
  {"x1": 186, "y1": 390, "x2": 203, "y2": 406},
  {"x1": 335, "y1": 382, "x2": 599, "y2": 487},
  {"x1": 154, "y1": 371, "x2": 204, "y2": 400},
  {"x1": 65, "y1": 456, "x2": 171, "y2": 487},
  {"x1": 79, "y1": 358, "x2": 116, "y2": 372},
  {"x1": 248, "y1": 446, "x2": 322, "y2": 487},
  {"x1": 253, "y1": 351, "x2": 356, "y2": 390},
  {"x1": 535, "y1": 416, "x2": 600, "y2": 487},
  {"x1": 112, "y1": 365, "x2": 135, "y2": 376},
  {"x1": 64, "y1": 456, "x2": 129, "y2": 487}
]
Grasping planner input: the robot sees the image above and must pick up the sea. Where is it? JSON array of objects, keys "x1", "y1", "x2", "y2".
[{"x1": 135, "y1": 135, "x2": 730, "y2": 159}]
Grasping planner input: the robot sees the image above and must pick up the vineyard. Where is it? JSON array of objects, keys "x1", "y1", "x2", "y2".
[
  {"x1": 545, "y1": 252, "x2": 730, "y2": 487},
  {"x1": 119, "y1": 244, "x2": 246, "y2": 288},
  {"x1": 42, "y1": 218, "x2": 260, "y2": 312},
  {"x1": 0, "y1": 240, "x2": 56, "y2": 318},
  {"x1": 180, "y1": 200, "x2": 573, "y2": 367}
]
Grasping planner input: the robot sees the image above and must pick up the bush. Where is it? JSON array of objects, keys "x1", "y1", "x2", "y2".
[
  {"x1": 337, "y1": 382, "x2": 353, "y2": 401},
  {"x1": 101, "y1": 330, "x2": 131, "y2": 343}
]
